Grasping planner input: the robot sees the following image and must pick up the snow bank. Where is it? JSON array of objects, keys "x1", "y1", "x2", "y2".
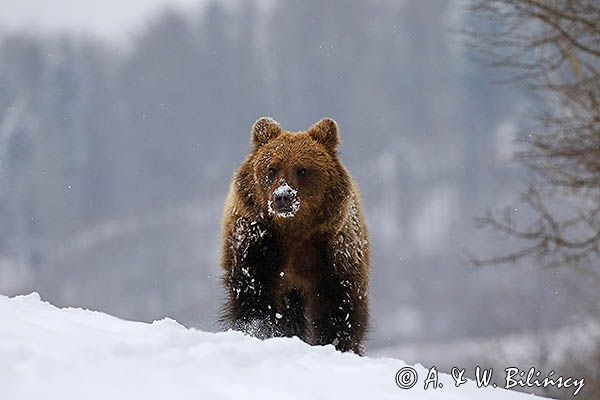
[{"x1": 0, "y1": 293, "x2": 542, "y2": 400}]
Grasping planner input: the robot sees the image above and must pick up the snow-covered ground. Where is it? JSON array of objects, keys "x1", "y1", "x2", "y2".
[{"x1": 0, "y1": 293, "x2": 544, "y2": 400}]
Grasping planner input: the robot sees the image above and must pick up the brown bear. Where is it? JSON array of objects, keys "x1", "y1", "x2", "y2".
[{"x1": 220, "y1": 117, "x2": 370, "y2": 354}]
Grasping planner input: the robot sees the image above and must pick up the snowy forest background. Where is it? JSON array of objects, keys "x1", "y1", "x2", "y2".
[{"x1": 0, "y1": 0, "x2": 597, "y2": 396}]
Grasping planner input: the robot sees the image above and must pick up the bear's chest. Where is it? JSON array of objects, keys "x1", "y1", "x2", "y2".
[{"x1": 276, "y1": 239, "x2": 325, "y2": 294}]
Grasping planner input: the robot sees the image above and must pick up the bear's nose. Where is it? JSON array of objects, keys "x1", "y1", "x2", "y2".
[
  {"x1": 270, "y1": 183, "x2": 299, "y2": 216},
  {"x1": 274, "y1": 190, "x2": 293, "y2": 210}
]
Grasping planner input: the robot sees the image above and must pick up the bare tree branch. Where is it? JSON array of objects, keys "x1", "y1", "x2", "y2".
[{"x1": 467, "y1": 0, "x2": 600, "y2": 278}]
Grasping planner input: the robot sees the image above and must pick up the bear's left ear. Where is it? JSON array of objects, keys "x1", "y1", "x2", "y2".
[
  {"x1": 307, "y1": 118, "x2": 339, "y2": 152},
  {"x1": 252, "y1": 117, "x2": 282, "y2": 148}
]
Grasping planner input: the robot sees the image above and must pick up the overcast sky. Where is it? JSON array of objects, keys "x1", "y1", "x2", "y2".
[{"x1": 0, "y1": 0, "x2": 212, "y2": 41}]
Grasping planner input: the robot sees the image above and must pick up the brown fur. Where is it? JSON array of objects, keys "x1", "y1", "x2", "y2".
[{"x1": 220, "y1": 117, "x2": 370, "y2": 354}]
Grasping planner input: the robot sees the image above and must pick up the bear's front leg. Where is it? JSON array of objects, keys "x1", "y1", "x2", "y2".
[
  {"x1": 221, "y1": 218, "x2": 280, "y2": 338},
  {"x1": 276, "y1": 289, "x2": 308, "y2": 341},
  {"x1": 312, "y1": 274, "x2": 369, "y2": 355}
]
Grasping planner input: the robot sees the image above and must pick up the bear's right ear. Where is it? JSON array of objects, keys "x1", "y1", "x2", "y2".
[
  {"x1": 307, "y1": 118, "x2": 339, "y2": 152},
  {"x1": 251, "y1": 117, "x2": 282, "y2": 148}
]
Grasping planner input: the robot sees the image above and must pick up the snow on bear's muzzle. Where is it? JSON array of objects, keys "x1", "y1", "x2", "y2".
[{"x1": 268, "y1": 181, "x2": 300, "y2": 218}]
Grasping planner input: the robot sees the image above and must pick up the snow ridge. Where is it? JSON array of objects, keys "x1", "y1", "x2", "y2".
[{"x1": 0, "y1": 293, "x2": 543, "y2": 400}]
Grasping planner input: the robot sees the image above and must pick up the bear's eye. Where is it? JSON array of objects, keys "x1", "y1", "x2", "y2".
[
  {"x1": 267, "y1": 166, "x2": 277, "y2": 178},
  {"x1": 297, "y1": 167, "x2": 307, "y2": 177}
]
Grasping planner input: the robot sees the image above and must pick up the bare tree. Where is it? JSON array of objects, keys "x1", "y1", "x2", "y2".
[
  {"x1": 467, "y1": 3, "x2": 600, "y2": 398},
  {"x1": 467, "y1": 0, "x2": 600, "y2": 280}
]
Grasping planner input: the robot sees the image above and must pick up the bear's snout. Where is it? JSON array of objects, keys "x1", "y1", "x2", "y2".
[
  {"x1": 269, "y1": 182, "x2": 300, "y2": 217},
  {"x1": 274, "y1": 189, "x2": 293, "y2": 211}
]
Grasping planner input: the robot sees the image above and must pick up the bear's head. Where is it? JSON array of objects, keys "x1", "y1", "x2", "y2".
[{"x1": 246, "y1": 117, "x2": 351, "y2": 231}]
